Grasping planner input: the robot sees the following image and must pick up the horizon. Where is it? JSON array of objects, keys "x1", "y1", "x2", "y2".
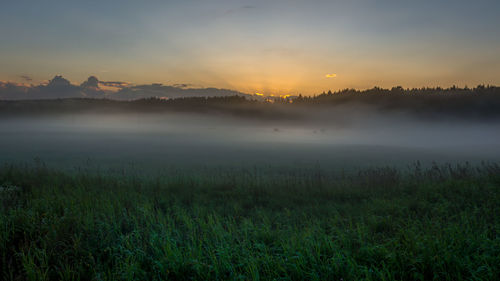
[
  {"x1": 1, "y1": 74, "x2": 498, "y2": 99},
  {"x1": 2, "y1": 0, "x2": 500, "y2": 95}
]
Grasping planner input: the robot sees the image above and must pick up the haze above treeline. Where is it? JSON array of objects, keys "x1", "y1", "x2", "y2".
[
  {"x1": 1, "y1": 76, "x2": 500, "y2": 121},
  {"x1": 1, "y1": 75, "x2": 499, "y2": 102}
]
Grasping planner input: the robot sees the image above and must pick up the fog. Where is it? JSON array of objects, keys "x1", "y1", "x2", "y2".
[{"x1": 1, "y1": 109, "x2": 500, "y2": 172}]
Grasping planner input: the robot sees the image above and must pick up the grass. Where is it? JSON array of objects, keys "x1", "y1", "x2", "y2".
[{"x1": 0, "y1": 162, "x2": 499, "y2": 280}]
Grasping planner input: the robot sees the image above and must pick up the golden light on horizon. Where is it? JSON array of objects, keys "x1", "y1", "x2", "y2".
[{"x1": 325, "y1": 74, "x2": 337, "y2": 78}]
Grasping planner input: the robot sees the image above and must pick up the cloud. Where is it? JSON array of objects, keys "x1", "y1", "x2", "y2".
[
  {"x1": 37, "y1": 75, "x2": 81, "y2": 98},
  {"x1": 19, "y1": 75, "x2": 33, "y2": 82},
  {"x1": 325, "y1": 74, "x2": 337, "y2": 78},
  {"x1": 46, "y1": 75, "x2": 72, "y2": 87},
  {"x1": 110, "y1": 83, "x2": 248, "y2": 101},
  {"x1": 0, "y1": 75, "x2": 249, "y2": 101},
  {"x1": 1, "y1": 75, "x2": 88, "y2": 100},
  {"x1": 222, "y1": 5, "x2": 256, "y2": 16},
  {"x1": 99, "y1": 81, "x2": 131, "y2": 88},
  {"x1": 172, "y1": 83, "x2": 195, "y2": 88},
  {"x1": 81, "y1": 76, "x2": 99, "y2": 89}
]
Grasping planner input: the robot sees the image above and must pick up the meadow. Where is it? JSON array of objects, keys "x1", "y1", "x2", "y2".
[
  {"x1": 1, "y1": 162, "x2": 499, "y2": 281},
  {"x1": 1, "y1": 95, "x2": 500, "y2": 280}
]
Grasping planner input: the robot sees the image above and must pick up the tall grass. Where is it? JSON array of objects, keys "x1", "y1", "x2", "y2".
[{"x1": 0, "y1": 162, "x2": 499, "y2": 280}]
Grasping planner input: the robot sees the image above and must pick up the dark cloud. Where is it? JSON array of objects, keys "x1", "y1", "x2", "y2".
[
  {"x1": 81, "y1": 76, "x2": 99, "y2": 89},
  {"x1": 1, "y1": 76, "x2": 91, "y2": 100},
  {"x1": 80, "y1": 76, "x2": 107, "y2": 98},
  {"x1": 19, "y1": 75, "x2": 33, "y2": 82},
  {"x1": 172, "y1": 83, "x2": 195, "y2": 88},
  {"x1": 0, "y1": 82, "x2": 30, "y2": 99},
  {"x1": 109, "y1": 84, "x2": 248, "y2": 101},
  {"x1": 33, "y1": 75, "x2": 81, "y2": 99},
  {"x1": 47, "y1": 75, "x2": 71, "y2": 87},
  {"x1": 223, "y1": 5, "x2": 256, "y2": 16},
  {"x1": 99, "y1": 81, "x2": 131, "y2": 88},
  {"x1": 0, "y1": 75, "x2": 249, "y2": 101}
]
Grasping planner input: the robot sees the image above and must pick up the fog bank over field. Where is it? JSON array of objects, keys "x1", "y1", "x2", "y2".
[{"x1": 1, "y1": 106, "x2": 500, "y2": 171}]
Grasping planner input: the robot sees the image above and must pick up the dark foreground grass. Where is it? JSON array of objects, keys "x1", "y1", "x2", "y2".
[{"x1": 0, "y1": 163, "x2": 499, "y2": 281}]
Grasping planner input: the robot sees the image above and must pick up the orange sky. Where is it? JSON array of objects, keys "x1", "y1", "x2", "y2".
[{"x1": 1, "y1": 1, "x2": 499, "y2": 95}]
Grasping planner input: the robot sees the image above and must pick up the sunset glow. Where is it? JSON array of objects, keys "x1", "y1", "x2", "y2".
[{"x1": 1, "y1": 1, "x2": 498, "y2": 95}]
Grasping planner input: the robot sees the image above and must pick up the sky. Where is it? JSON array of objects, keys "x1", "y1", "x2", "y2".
[{"x1": 1, "y1": 0, "x2": 500, "y2": 95}]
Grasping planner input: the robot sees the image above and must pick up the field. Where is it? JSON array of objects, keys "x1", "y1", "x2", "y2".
[
  {"x1": 3, "y1": 0, "x2": 500, "y2": 279},
  {"x1": 1, "y1": 99, "x2": 500, "y2": 280},
  {"x1": 1, "y1": 162, "x2": 499, "y2": 281}
]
